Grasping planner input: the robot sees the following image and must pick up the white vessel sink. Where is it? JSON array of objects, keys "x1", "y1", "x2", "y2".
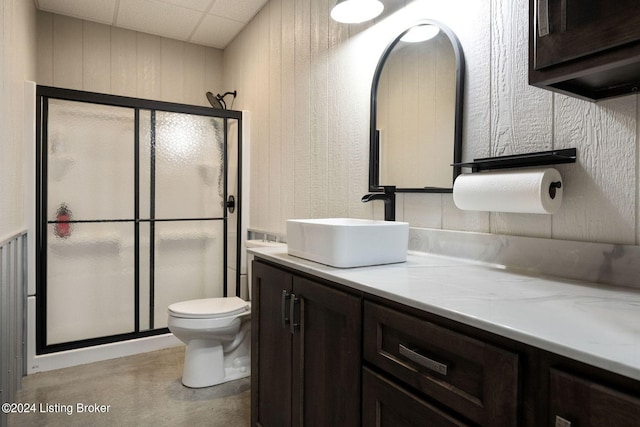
[{"x1": 286, "y1": 218, "x2": 409, "y2": 268}]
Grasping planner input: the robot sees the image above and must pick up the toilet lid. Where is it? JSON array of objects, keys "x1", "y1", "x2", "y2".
[{"x1": 168, "y1": 297, "x2": 249, "y2": 319}]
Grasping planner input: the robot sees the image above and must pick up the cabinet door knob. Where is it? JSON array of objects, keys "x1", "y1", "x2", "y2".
[
  {"x1": 281, "y1": 290, "x2": 291, "y2": 328},
  {"x1": 555, "y1": 416, "x2": 571, "y2": 427},
  {"x1": 399, "y1": 344, "x2": 448, "y2": 376}
]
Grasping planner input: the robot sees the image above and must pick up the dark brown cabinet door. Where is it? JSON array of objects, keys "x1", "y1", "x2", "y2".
[
  {"x1": 529, "y1": 0, "x2": 640, "y2": 100},
  {"x1": 533, "y1": 0, "x2": 640, "y2": 69},
  {"x1": 251, "y1": 260, "x2": 362, "y2": 427},
  {"x1": 251, "y1": 261, "x2": 293, "y2": 427},
  {"x1": 291, "y1": 276, "x2": 361, "y2": 427},
  {"x1": 363, "y1": 368, "x2": 469, "y2": 427},
  {"x1": 549, "y1": 369, "x2": 640, "y2": 427}
]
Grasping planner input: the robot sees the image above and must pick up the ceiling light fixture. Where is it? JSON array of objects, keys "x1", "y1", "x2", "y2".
[{"x1": 330, "y1": 0, "x2": 384, "y2": 24}]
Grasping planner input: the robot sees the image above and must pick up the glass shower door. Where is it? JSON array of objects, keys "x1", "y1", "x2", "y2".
[
  {"x1": 39, "y1": 88, "x2": 239, "y2": 353},
  {"x1": 45, "y1": 99, "x2": 136, "y2": 345},
  {"x1": 139, "y1": 111, "x2": 226, "y2": 330}
]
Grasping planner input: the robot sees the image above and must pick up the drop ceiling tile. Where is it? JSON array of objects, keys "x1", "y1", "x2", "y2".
[
  {"x1": 117, "y1": 0, "x2": 203, "y2": 41},
  {"x1": 37, "y1": 0, "x2": 117, "y2": 24},
  {"x1": 190, "y1": 14, "x2": 244, "y2": 49},
  {"x1": 156, "y1": 0, "x2": 214, "y2": 12},
  {"x1": 209, "y1": 0, "x2": 268, "y2": 23}
]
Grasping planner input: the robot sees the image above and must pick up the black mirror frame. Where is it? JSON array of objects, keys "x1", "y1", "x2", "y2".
[{"x1": 368, "y1": 19, "x2": 465, "y2": 193}]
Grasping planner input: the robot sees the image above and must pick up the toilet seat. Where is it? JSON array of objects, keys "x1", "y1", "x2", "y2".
[{"x1": 168, "y1": 297, "x2": 249, "y2": 319}]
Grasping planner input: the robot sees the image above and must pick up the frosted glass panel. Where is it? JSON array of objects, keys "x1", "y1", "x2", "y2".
[
  {"x1": 47, "y1": 99, "x2": 135, "y2": 221},
  {"x1": 46, "y1": 222, "x2": 135, "y2": 344},
  {"x1": 153, "y1": 220, "x2": 223, "y2": 328},
  {"x1": 139, "y1": 222, "x2": 151, "y2": 331},
  {"x1": 154, "y1": 112, "x2": 224, "y2": 219},
  {"x1": 139, "y1": 109, "x2": 151, "y2": 220}
]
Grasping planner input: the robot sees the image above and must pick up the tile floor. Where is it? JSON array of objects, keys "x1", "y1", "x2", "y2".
[{"x1": 7, "y1": 346, "x2": 250, "y2": 426}]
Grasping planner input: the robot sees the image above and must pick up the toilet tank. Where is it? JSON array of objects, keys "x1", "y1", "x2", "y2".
[{"x1": 245, "y1": 240, "x2": 286, "y2": 300}]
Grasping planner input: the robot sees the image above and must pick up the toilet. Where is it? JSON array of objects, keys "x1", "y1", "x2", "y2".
[
  {"x1": 167, "y1": 239, "x2": 285, "y2": 388},
  {"x1": 168, "y1": 296, "x2": 251, "y2": 388}
]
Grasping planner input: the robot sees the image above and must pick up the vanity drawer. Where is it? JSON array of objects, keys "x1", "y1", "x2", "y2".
[
  {"x1": 549, "y1": 369, "x2": 640, "y2": 426},
  {"x1": 363, "y1": 301, "x2": 519, "y2": 426},
  {"x1": 363, "y1": 367, "x2": 469, "y2": 427}
]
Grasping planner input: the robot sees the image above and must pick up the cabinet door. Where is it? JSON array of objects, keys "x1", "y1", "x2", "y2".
[
  {"x1": 251, "y1": 261, "x2": 293, "y2": 427},
  {"x1": 533, "y1": 0, "x2": 640, "y2": 70},
  {"x1": 291, "y1": 276, "x2": 362, "y2": 427},
  {"x1": 549, "y1": 369, "x2": 640, "y2": 426},
  {"x1": 363, "y1": 368, "x2": 470, "y2": 427}
]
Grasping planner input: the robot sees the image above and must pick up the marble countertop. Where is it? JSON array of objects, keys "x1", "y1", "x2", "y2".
[{"x1": 249, "y1": 246, "x2": 640, "y2": 382}]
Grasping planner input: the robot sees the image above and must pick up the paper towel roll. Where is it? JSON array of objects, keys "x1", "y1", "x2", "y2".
[{"x1": 453, "y1": 168, "x2": 563, "y2": 214}]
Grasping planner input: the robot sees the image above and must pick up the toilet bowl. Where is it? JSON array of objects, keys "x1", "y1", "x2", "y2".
[{"x1": 168, "y1": 296, "x2": 251, "y2": 388}]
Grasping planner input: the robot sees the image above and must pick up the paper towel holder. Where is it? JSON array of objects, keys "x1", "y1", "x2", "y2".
[
  {"x1": 452, "y1": 148, "x2": 576, "y2": 173},
  {"x1": 549, "y1": 181, "x2": 562, "y2": 199}
]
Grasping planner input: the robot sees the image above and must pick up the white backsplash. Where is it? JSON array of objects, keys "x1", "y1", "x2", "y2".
[{"x1": 409, "y1": 227, "x2": 640, "y2": 290}]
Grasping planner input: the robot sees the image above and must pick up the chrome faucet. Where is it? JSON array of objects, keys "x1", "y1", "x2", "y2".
[{"x1": 361, "y1": 186, "x2": 396, "y2": 221}]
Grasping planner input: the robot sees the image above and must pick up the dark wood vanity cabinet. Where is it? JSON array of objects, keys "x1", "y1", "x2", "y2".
[
  {"x1": 529, "y1": 0, "x2": 640, "y2": 100},
  {"x1": 251, "y1": 260, "x2": 362, "y2": 427},
  {"x1": 251, "y1": 258, "x2": 640, "y2": 426}
]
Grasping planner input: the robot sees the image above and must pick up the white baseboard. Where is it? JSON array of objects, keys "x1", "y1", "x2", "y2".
[{"x1": 27, "y1": 296, "x2": 182, "y2": 374}]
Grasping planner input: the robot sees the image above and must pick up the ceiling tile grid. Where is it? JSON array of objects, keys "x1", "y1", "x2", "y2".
[{"x1": 34, "y1": 0, "x2": 269, "y2": 49}]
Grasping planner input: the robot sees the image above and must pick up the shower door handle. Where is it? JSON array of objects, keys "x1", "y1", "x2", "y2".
[{"x1": 226, "y1": 195, "x2": 236, "y2": 213}]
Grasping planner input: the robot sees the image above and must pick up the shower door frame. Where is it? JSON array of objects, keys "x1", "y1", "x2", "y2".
[{"x1": 35, "y1": 86, "x2": 243, "y2": 355}]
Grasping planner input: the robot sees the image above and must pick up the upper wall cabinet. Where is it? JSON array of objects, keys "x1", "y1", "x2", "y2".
[{"x1": 529, "y1": 0, "x2": 640, "y2": 101}]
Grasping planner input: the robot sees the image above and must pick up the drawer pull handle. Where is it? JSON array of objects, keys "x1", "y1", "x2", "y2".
[
  {"x1": 399, "y1": 344, "x2": 448, "y2": 376},
  {"x1": 555, "y1": 416, "x2": 571, "y2": 427}
]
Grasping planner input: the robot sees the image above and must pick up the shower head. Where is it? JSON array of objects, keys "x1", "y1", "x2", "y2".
[
  {"x1": 206, "y1": 91, "x2": 223, "y2": 109},
  {"x1": 206, "y1": 90, "x2": 237, "y2": 110}
]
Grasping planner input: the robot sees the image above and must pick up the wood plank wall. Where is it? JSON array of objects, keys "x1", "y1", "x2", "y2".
[
  {"x1": 223, "y1": 0, "x2": 639, "y2": 246},
  {"x1": 36, "y1": 12, "x2": 225, "y2": 107}
]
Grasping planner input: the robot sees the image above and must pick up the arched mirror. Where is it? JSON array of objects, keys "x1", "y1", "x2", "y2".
[{"x1": 369, "y1": 20, "x2": 465, "y2": 193}]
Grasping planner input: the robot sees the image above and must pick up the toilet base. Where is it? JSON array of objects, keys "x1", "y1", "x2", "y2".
[
  {"x1": 180, "y1": 340, "x2": 250, "y2": 388},
  {"x1": 182, "y1": 363, "x2": 251, "y2": 388}
]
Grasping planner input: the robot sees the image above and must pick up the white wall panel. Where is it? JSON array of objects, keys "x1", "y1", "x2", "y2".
[
  {"x1": 83, "y1": 22, "x2": 111, "y2": 93},
  {"x1": 160, "y1": 38, "x2": 184, "y2": 103},
  {"x1": 325, "y1": 6, "x2": 351, "y2": 219},
  {"x1": 36, "y1": 13, "x2": 53, "y2": 86},
  {"x1": 553, "y1": 95, "x2": 637, "y2": 244},
  {"x1": 183, "y1": 43, "x2": 206, "y2": 105},
  {"x1": 294, "y1": 0, "x2": 311, "y2": 220},
  {"x1": 268, "y1": 0, "x2": 284, "y2": 231},
  {"x1": 309, "y1": 0, "x2": 329, "y2": 220},
  {"x1": 278, "y1": 0, "x2": 296, "y2": 233},
  {"x1": 489, "y1": 0, "x2": 553, "y2": 238},
  {"x1": 254, "y1": 8, "x2": 271, "y2": 233},
  {"x1": 223, "y1": 0, "x2": 639, "y2": 247},
  {"x1": 38, "y1": 12, "x2": 223, "y2": 105},
  {"x1": 53, "y1": 15, "x2": 83, "y2": 90},
  {"x1": 0, "y1": 0, "x2": 37, "y2": 416},
  {"x1": 111, "y1": 27, "x2": 138, "y2": 96},
  {"x1": 136, "y1": 33, "x2": 162, "y2": 100}
]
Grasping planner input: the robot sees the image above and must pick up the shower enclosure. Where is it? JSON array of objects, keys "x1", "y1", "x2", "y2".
[{"x1": 35, "y1": 86, "x2": 242, "y2": 354}]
